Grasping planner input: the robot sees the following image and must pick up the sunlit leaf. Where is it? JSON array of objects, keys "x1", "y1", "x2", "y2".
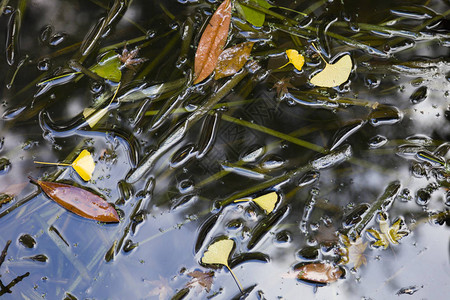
[
  {"x1": 201, "y1": 238, "x2": 243, "y2": 292},
  {"x1": 236, "y1": 0, "x2": 273, "y2": 27},
  {"x1": 296, "y1": 262, "x2": 344, "y2": 284},
  {"x1": 279, "y1": 49, "x2": 305, "y2": 71},
  {"x1": 187, "y1": 270, "x2": 215, "y2": 293},
  {"x1": 214, "y1": 42, "x2": 254, "y2": 80},
  {"x1": 339, "y1": 234, "x2": 367, "y2": 269},
  {"x1": 366, "y1": 213, "x2": 409, "y2": 249},
  {"x1": 29, "y1": 177, "x2": 119, "y2": 223},
  {"x1": 90, "y1": 51, "x2": 122, "y2": 82},
  {"x1": 310, "y1": 54, "x2": 352, "y2": 87},
  {"x1": 71, "y1": 150, "x2": 95, "y2": 181},
  {"x1": 194, "y1": 0, "x2": 232, "y2": 84}
]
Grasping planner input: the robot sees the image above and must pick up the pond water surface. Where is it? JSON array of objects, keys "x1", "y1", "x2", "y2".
[{"x1": 0, "y1": 0, "x2": 449, "y2": 299}]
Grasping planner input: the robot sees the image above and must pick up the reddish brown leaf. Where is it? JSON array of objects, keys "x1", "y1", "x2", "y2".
[
  {"x1": 29, "y1": 177, "x2": 119, "y2": 223},
  {"x1": 187, "y1": 270, "x2": 215, "y2": 292},
  {"x1": 296, "y1": 262, "x2": 343, "y2": 284},
  {"x1": 214, "y1": 42, "x2": 254, "y2": 80},
  {"x1": 194, "y1": 0, "x2": 232, "y2": 84}
]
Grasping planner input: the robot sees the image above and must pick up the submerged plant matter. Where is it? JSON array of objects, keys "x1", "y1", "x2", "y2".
[{"x1": 0, "y1": 0, "x2": 449, "y2": 299}]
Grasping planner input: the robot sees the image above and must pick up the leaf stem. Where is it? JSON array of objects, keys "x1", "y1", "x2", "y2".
[{"x1": 225, "y1": 265, "x2": 244, "y2": 294}]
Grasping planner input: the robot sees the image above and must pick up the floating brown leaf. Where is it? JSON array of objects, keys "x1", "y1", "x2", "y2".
[
  {"x1": 29, "y1": 177, "x2": 119, "y2": 223},
  {"x1": 296, "y1": 262, "x2": 344, "y2": 284},
  {"x1": 194, "y1": 0, "x2": 232, "y2": 84},
  {"x1": 214, "y1": 42, "x2": 254, "y2": 80}
]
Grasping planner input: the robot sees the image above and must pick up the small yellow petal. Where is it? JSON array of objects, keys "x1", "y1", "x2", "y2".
[
  {"x1": 252, "y1": 192, "x2": 278, "y2": 213},
  {"x1": 279, "y1": 49, "x2": 305, "y2": 71},
  {"x1": 72, "y1": 150, "x2": 95, "y2": 181}
]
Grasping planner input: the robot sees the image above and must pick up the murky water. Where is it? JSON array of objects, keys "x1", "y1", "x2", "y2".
[{"x1": 0, "y1": 0, "x2": 449, "y2": 299}]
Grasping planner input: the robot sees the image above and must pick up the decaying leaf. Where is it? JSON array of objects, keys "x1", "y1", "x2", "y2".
[
  {"x1": 34, "y1": 150, "x2": 95, "y2": 181},
  {"x1": 29, "y1": 177, "x2": 119, "y2": 223},
  {"x1": 366, "y1": 213, "x2": 409, "y2": 249},
  {"x1": 279, "y1": 49, "x2": 305, "y2": 71},
  {"x1": 339, "y1": 234, "x2": 368, "y2": 269},
  {"x1": 194, "y1": 0, "x2": 232, "y2": 84},
  {"x1": 296, "y1": 262, "x2": 344, "y2": 284},
  {"x1": 214, "y1": 42, "x2": 254, "y2": 80},
  {"x1": 187, "y1": 270, "x2": 215, "y2": 293},
  {"x1": 236, "y1": 0, "x2": 273, "y2": 27},
  {"x1": 310, "y1": 54, "x2": 352, "y2": 87},
  {"x1": 201, "y1": 238, "x2": 243, "y2": 292},
  {"x1": 235, "y1": 191, "x2": 279, "y2": 213}
]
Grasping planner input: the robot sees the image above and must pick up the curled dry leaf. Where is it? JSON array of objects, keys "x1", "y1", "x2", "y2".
[
  {"x1": 339, "y1": 234, "x2": 367, "y2": 270},
  {"x1": 194, "y1": 0, "x2": 232, "y2": 84},
  {"x1": 214, "y1": 42, "x2": 254, "y2": 80},
  {"x1": 187, "y1": 270, "x2": 215, "y2": 293},
  {"x1": 29, "y1": 177, "x2": 119, "y2": 223},
  {"x1": 296, "y1": 262, "x2": 344, "y2": 284}
]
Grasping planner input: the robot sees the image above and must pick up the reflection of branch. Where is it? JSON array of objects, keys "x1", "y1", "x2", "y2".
[
  {"x1": 0, "y1": 272, "x2": 30, "y2": 296},
  {"x1": 0, "y1": 240, "x2": 30, "y2": 296},
  {"x1": 0, "y1": 240, "x2": 11, "y2": 268}
]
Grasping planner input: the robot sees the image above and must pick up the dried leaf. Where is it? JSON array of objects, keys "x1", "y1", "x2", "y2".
[
  {"x1": 367, "y1": 213, "x2": 409, "y2": 249},
  {"x1": 296, "y1": 262, "x2": 344, "y2": 284},
  {"x1": 29, "y1": 177, "x2": 119, "y2": 223},
  {"x1": 90, "y1": 51, "x2": 122, "y2": 82},
  {"x1": 236, "y1": 0, "x2": 273, "y2": 27},
  {"x1": 71, "y1": 150, "x2": 95, "y2": 181},
  {"x1": 310, "y1": 54, "x2": 352, "y2": 87},
  {"x1": 279, "y1": 49, "x2": 305, "y2": 71},
  {"x1": 339, "y1": 234, "x2": 367, "y2": 269},
  {"x1": 194, "y1": 0, "x2": 232, "y2": 84},
  {"x1": 201, "y1": 238, "x2": 243, "y2": 292},
  {"x1": 214, "y1": 42, "x2": 254, "y2": 80},
  {"x1": 187, "y1": 270, "x2": 215, "y2": 293}
]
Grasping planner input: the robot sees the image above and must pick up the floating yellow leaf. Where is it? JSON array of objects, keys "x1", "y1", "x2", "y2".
[
  {"x1": 201, "y1": 238, "x2": 243, "y2": 292},
  {"x1": 367, "y1": 213, "x2": 409, "y2": 249},
  {"x1": 235, "y1": 191, "x2": 278, "y2": 213},
  {"x1": 310, "y1": 54, "x2": 352, "y2": 88},
  {"x1": 34, "y1": 150, "x2": 96, "y2": 181},
  {"x1": 279, "y1": 49, "x2": 305, "y2": 71},
  {"x1": 71, "y1": 150, "x2": 95, "y2": 181}
]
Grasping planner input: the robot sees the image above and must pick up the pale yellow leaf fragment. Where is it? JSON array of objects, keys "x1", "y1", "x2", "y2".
[
  {"x1": 252, "y1": 192, "x2": 278, "y2": 213},
  {"x1": 310, "y1": 54, "x2": 352, "y2": 88}
]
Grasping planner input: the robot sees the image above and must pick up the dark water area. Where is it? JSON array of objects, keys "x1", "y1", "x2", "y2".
[{"x1": 0, "y1": 0, "x2": 449, "y2": 299}]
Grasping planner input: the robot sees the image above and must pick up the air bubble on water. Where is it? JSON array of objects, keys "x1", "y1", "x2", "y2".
[
  {"x1": 0, "y1": 158, "x2": 11, "y2": 174},
  {"x1": 397, "y1": 188, "x2": 412, "y2": 202},
  {"x1": 310, "y1": 144, "x2": 352, "y2": 170},
  {"x1": 48, "y1": 33, "x2": 66, "y2": 47},
  {"x1": 241, "y1": 145, "x2": 265, "y2": 163},
  {"x1": 260, "y1": 154, "x2": 285, "y2": 170},
  {"x1": 298, "y1": 171, "x2": 320, "y2": 187},
  {"x1": 406, "y1": 134, "x2": 433, "y2": 145},
  {"x1": 37, "y1": 58, "x2": 50, "y2": 71},
  {"x1": 39, "y1": 25, "x2": 52, "y2": 43},
  {"x1": 410, "y1": 86, "x2": 428, "y2": 104},
  {"x1": 274, "y1": 230, "x2": 292, "y2": 247},
  {"x1": 364, "y1": 75, "x2": 380, "y2": 89},
  {"x1": 415, "y1": 188, "x2": 431, "y2": 206},
  {"x1": 178, "y1": 178, "x2": 194, "y2": 193},
  {"x1": 411, "y1": 162, "x2": 427, "y2": 178},
  {"x1": 369, "y1": 105, "x2": 403, "y2": 127},
  {"x1": 445, "y1": 191, "x2": 450, "y2": 206},
  {"x1": 368, "y1": 135, "x2": 387, "y2": 149},
  {"x1": 146, "y1": 29, "x2": 156, "y2": 39}
]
